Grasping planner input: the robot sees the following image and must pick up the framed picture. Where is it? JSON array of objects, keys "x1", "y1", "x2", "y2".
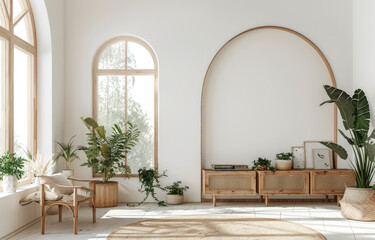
[
  {"x1": 304, "y1": 141, "x2": 332, "y2": 169},
  {"x1": 313, "y1": 148, "x2": 333, "y2": 169},
  {"x1": 292, "y1": 146, "x2": 305, "y2": 169}
]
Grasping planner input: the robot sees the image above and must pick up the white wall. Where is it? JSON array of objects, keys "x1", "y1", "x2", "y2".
[{"x1": 63, "y1": 0, "x2": 353, "y2": 203}]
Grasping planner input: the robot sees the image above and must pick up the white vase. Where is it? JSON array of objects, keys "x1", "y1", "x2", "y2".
[
  {"x1": 2, "y1": 175, "x2": 17, "y2": 193},
  {"x1": 275, "y1": 160, "x2": 292, "y2": 170},
  {"x1": 61, "y1": 169, "x2": 74, "y2": 178}
]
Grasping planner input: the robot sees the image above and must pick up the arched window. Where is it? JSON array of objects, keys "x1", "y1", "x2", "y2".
[
  {"x1": 0, "y1": 0, "x2": 37, "y2": 186},
  {"x1": 93, "y1": 36, "x2": 158, "y2": 175}
]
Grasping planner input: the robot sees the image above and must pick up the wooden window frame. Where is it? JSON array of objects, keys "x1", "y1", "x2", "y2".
[
  {"x1": 92, "y1": 36, "x2": 158, "y2": 178},
  {"x1": 0, "y1": 0, "x2": 37, "y2": 191}
]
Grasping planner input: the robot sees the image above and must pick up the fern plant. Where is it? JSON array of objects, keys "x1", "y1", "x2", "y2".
[
  {"x1": 320, "y1": 85, "x2": 375, "y2": 188},
  {"x1": 80, "y1": 117, "x2": 140, "y2": 182}
]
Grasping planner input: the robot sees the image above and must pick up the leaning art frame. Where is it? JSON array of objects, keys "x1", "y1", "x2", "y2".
[{"x1": 200, "y1": 26, "x2": 338, "y2": 199}]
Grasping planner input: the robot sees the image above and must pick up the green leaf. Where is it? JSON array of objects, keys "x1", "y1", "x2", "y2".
[
  {"x1": 352, "y1": 89, "x2": 370, "y2": 132},
  {"x1": 83, "y1": 117, "x2": 99, "y2": 129},
  {"x1": 321, "y1": 85, "x2": 355, "y2": 130},
  {"x1": 368, "y1": 142, "x2": 375, "y2": 162},
  {"x1": 96, "y1": 126, "x2": 106, "y2": 140},
  {"x1": 369, "y1": 129, "x2": 375, "y2": 140},
  {"x1": 338, "y1": 129, "x2": 354, "y2": 145},
  {"x1": 320, "y1": 141, "x2": 348, "y2": 159}
]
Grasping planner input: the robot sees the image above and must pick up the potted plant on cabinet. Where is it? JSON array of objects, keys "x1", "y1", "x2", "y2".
[
  {"x1": 0, "y1": 151, "x2": 26, "y2": 193},
  {"x1": 275, "y1": 152, "x2": 293, "y2": 170},
  {"x1": 320, "y1": 85, "x2": 375, "y2": 221},
  {"x1": 80, "y1": 117, "x2": 139, "y2": 208},
  {"x1": 165, "y1": 181, "x2": 189, "y2": 205},
  {"x1": 251, "y1": 157, "x2": 275, "y2": 171},
  {"x1": 54, "y1": 136, "x2": 80, "y2": 177}
]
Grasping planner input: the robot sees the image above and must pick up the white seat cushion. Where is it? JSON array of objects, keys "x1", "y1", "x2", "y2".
[
  {"x1": 40, "y1": 173, "x2": 73, "y2": 195},
  {"x1": 61, "y1": 187, "x2": 94, "y2": 202}
]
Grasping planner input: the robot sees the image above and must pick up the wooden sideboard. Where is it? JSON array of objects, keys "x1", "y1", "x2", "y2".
[
  {"x1": 202, "y1": 169, "x2": 355, "y2": 206},
  {"x1": 202, "y1": 170, "x2": 256, "y2": 206}
]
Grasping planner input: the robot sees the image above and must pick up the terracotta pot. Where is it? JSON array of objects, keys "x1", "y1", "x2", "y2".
[
  {"x1": 165, "y1": 194, "x2": 184, "y2": 205},
  {"x1": 275, "y1": 160, "x2": 292, "y2": 170},
  {"x1": 61, "y1": 169, "x2": 74, "y2": 178},
  {"x1": 90, "y1": 181, "x2": 118, "y2": 208},
  {"x1": 340, "y1": 187, "x2": 375, "y2": 221},
  {"x1": 2, "y1": 175, "x2": 17, "y2": 193}
]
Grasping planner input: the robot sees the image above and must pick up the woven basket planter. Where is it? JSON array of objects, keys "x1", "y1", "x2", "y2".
[{"x1": 340, "y1": 187, "x2": 375, "y2": 221}]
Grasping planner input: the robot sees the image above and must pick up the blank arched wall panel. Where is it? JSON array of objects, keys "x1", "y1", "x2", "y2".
[{"x1": 201, "y1": 26, "x2": 337, "y2": 170}]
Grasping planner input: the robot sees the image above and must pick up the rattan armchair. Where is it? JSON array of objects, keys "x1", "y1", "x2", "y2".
[{"x1": 40, "y1": 177, "x2": 99, "y2": 235}]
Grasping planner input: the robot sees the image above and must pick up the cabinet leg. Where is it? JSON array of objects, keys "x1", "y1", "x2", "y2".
[
  {"x1": 325, "y1": 195, "x2": 329, "y2": 202},
  {"x1": 337, "y1": 195, "x2": 341, "y2": 207},
  {"x1": 265, "y1": 195, "x2": 268, "y2": 207},
  {"x1": 260, "y1": 195, "x2": 263, "y2": 203},
  {"x1": 212, "y1": 195, "x2": 216, "y2": 207}
]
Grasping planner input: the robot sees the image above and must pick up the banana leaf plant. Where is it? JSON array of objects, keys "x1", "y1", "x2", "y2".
[
  {"x1": 80, "y1": 117, "x2": 140, "y2": 182},
  {"x1": 320, "y1": 85, "x2": 375, "y2": 188}
]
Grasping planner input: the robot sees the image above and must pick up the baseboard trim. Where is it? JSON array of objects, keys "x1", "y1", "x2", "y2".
[
  {"x1": 2, "y1": 217, "x2": 40, "y2": 240},
  {"x1": 201, "y1": 198, "x2": 336, "y2": 203}
]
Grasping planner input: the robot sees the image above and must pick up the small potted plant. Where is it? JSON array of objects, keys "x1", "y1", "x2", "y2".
[
  {"x1": 54, "y1": 136, "x2": 80, "y2": 177},
  {"x1": 251, "y1": 157, "x2": 275, "y2": 171},
  {"x1": 275, "y1": 152, "x2": 293, "y2": 170},
  {"x1": 0, "y1": 151, "x2": 26, "y2": 193},
  {"x1": 165, "y1": 181, "x2": 189, "y2": 205}
]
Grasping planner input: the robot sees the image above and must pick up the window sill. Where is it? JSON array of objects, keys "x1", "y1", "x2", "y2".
[{"x1": 0, "y1": 183, "x2": 37, "y2": 199}]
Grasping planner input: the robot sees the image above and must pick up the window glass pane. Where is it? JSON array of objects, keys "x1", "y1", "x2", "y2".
[
  {"x1": 14, "y1": 47, "x2": 31, "y2": 159},
  {"x1": 0, "y1": 1, "x2": 8, "y2": 29},
  {"x1": 97, "y1": 75, "x2": 125, "y2": 133},
  {"x1": 127, "y1": 75, "x2": 154, "y2": 173},
  {"x1": 0, "y1": 38, "x2": 4, "y2": 152},
  {"x1": 14, "y1": 13, "x2": 33, "y2": 45},
  {"x1": 127, "y1": 42, "x2": 154, "y2": 69},
  {"x1": 98, "y1": 42, "x2": 125, "y2": 69},
  {"x1": 12, "y1": 0, "x2": 25, "y2": 22}
]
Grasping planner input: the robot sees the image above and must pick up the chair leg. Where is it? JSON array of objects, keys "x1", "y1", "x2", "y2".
[
  {"x1": 41, "y1": 213, "x2": 45, "y2": 235},
  {"x1": 74, "y1": 211, "x2": 78, "y2": 235},
  {"x1": 92, "y1": 198, "x2": 96, "y2": 223},
  {"x1": 58, "y1": 205, "x2": 63, "y2": 222}
]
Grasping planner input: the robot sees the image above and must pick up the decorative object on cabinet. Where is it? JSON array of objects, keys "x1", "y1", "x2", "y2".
[
  {"x1": 319, "y1": 86, "x2": 375, "y2": 221},
  {"x1": 275, "y1": 152, "x2": 293, "y2": 170},
  {"x1": 304, "y1": 141, "x2": 332, "y2": 169},
  {"x1": 313, "y1": 149, "x2": 333, "y2": 169},
  {"x1": 165, "y1": 181, "x2": 189, "y2": 205},
  {"x1": 258, "y1": 170, "x2": 310, "y2": 206},
  {"x1": 202, "y1": 170, "x2": 256, "y2": 206},
  {"x1": 251, "y1": 158, "x2": 274, "y2": 171},
  {"x1": 292, "y1": 146, "x2": 305, "y2": 169},
  {"x1": 80, "y1": 117, "x2": 139, "y2": 207}
]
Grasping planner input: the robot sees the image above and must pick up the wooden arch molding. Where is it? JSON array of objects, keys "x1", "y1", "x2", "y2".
[{"x1": 200, "y1": 26, "x2": 338, "y2": 172}]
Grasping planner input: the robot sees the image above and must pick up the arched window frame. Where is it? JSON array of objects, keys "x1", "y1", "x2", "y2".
[
  {"x1": 93, "y1": 36, "x2": 158, "y2": 177},
  {"x1": 0, "y1": 0, "x2": 37, "y2": 189}
]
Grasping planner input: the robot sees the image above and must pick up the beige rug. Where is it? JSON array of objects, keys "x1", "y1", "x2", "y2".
[{"x1": 107, "y1": 214, "x2": 325, "y2": 239}]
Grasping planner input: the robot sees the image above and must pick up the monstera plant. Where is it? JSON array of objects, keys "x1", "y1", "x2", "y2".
[{"x1": 320, "y1": 85, "x2": 375, "y2": 188}]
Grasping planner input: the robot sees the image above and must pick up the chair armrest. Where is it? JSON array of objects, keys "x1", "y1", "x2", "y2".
[
  {"x1": 68, "y1": 177, "x2": 100, "y2": 183},
  {"x1": 54, "y1": 184, "x2": 85, "y2": 189}
]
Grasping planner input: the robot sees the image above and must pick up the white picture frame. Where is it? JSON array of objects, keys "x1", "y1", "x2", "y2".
[
  {"x1": 304, "y1": 141, "x2": 332, "y2": 169},
  {"x1": 292, "y1": 146, "x2": 305, "y2": 169},
  {"x1": 313, "y1": 148, "x2": 333, "y2": 169}
]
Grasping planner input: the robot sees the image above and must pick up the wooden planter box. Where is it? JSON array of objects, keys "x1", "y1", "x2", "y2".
[
  {"x1": 258, "y1": 170, "x2": 310, "y2": 206},
  {"x1": 202, "y1": 170, "x2": 256, "y2": 206},
  {"x1": 90, "y1": 181, "x2": 118, "y2": 208}
]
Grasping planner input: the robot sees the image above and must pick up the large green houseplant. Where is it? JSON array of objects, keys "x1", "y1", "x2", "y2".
[
  {"x1": 80, "y1": 117, "x2": 139, "y2": 207},
  {"x1": 320, "y1": 85, "x2": 375, "y2": 221}
]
